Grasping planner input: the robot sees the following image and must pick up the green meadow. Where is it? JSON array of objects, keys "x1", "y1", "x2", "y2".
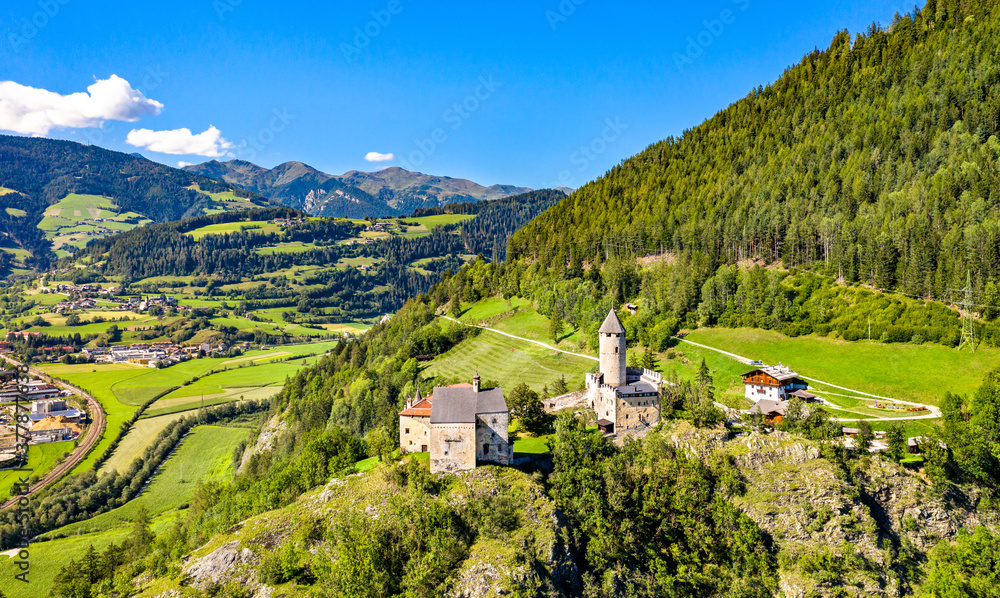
[
  {"x1": 0, "y1": 425, "x2": 246, "y2": 598},
  {"x1": 682, "y1": 328, "x2": 1000, "y2": 406},
  {"x1": 426, "y1": 324, "x2": 595, "y2": 395},
  {"x1": 0, "y1": 441, "x2": 73, "y2": 500}
]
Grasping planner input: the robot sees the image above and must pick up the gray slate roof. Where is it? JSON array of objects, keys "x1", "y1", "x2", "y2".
[
  {"x1": 616, "y1": 382, "x2": 658, "y2": 396},
  {"x1": 599, "y1": 309, "x2": 625, "y2": 334},
  {"x1": 430, "y1": 386, "x2": 508, "y2": 424}
]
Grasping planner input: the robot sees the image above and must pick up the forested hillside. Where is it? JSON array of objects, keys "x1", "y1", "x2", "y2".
[
  {"x1": 511, "y1": 0, "x2": 1000, "y2": 308},
  {"x1": 0, "y1": 136, "x2": 272, "y2": 266},
  {"x1": 70, "y1": 190, "x2": 563, "y2": 321}
]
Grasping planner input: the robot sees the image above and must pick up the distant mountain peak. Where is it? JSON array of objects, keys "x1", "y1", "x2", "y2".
[{"x1": 183, "y1": 159, "x2": 536, "y2": 218}]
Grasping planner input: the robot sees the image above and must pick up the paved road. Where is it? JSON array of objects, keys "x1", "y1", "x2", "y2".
[
  {"x1": 438, "y1": 315, "x2": 598, "y2": 362},
  {"x1": 673, "y1": 337, "x2": 942, "y2": 422},
  {"x1": 1, "y1": 358, "x2": 106, "y2": 509}
]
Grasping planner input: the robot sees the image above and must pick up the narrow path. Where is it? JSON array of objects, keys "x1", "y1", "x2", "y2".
[
  {"x1": 1, "y1": 357, "x2": 106, "y2": 509},
  {"x1": 673, "y1": 337, "x2": 942, "y2": 422},
  {"x1": 438, "y1": 315, "x2": 598, "y2": 362}
]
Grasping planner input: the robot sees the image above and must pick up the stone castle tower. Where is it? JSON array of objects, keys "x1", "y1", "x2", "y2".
[{"x1": 598, "y1": 308, "x2": 627, "y2": 386}]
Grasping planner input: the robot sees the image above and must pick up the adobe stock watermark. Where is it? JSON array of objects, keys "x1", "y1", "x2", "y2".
[
  {"x1": 10, "y1": 363, "x2": 32, "y2": 585},
  {"x1": 8, "y1": 0, "x2": 72, "y2": 54},
  {"x1": 82, "y1": 65, "x2": 170, "y2": 147},
  {"x1": 213, "y1": 0, "x2": 243, "y2": 22},
  {"x1": 545, "y1": 117, "x2": 627, "y2": 190},
  {"x1": 341, "y1": 0, "x2": 405, "y2": 63},
  {"x1": 399, "y1": 74, "x2": 501, "y2": 171},
  {"x1": 673, "y1": 0, "x2": 751, "y2": 73},
  {"x1": 237, "y1": 108, "x2": 296, "y2": 161},
  {"x1": 545, "y1": 0, "x2": 586, "y2": 31}
]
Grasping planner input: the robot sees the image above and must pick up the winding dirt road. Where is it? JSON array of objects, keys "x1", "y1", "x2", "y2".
[
  {"x1": 1, "y1": 358, "x2": 106, "y2": 509},
  {"x1": 673, "y1": 337, "x2": 942, "y2": 421}
]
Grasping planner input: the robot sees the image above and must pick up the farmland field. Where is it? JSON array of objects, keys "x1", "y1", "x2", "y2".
[
  {"x1": 0, "y1": 441, "x2": 73, "y2": 500},
  {"x1": 0, "y1": 425, "x2": 247, "y2": 598},
  {"x1": 98, "y1": 412, "x2": 190, "y2": 474},
  {"x1": 185, "y1": 219, "x2": 280, "y2": 240},
  {"x1": 398, "y1": 213, "x2": 475, "y2": 237},
  {"x1": 681, "y1": 328, "x2": 1000, "y2": 406},
  {"x1": 36, "y1": 194, "x2": 151, "y2": 255}
]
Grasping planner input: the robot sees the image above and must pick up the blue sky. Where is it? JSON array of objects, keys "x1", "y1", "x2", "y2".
[{"x1": 0, "y1": 0, "x2": 909, "y2": 188}]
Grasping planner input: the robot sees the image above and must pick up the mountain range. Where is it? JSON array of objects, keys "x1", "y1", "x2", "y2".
[
  {"x1": 183, "y1": 160, "x2": 537, "y2": 218},
  {"x1": 0, "y1": 135, "x2": 274, "y2": 267}
]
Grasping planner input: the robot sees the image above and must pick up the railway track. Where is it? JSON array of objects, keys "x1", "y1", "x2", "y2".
[{"x1": 1, "y1": 359, "x2": 106, "y2": 509}]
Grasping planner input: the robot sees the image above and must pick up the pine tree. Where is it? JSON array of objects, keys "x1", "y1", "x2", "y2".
[
  {"x1": 549, "y1": 310, "x2": 564, "y2": 344},
  {"x1": 641, "y1": 346, "x2": 657, "y2": 371}
]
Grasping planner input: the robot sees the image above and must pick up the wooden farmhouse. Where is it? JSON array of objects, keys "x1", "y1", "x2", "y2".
[{"x1": 741, "y1": 364, "x2": 811, "y2": 402}]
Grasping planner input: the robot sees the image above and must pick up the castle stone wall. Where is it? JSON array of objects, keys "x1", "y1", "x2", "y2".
[
  {"x1": 399, "y1": 415, "x2": 430, "y2": 454},
  {"x1": 476, "y1": 412, "x2": 512, "y2": 465},
  {"x1": 430, "y1": 423, "x2": 476, "y2": 474}
]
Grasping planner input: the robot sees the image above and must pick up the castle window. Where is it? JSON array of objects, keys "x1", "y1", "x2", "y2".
[
  {"x1": 483, "y1": 444, "x2": 490, "y2": 454},
  {"x1": 405, "y1": 428, "x2": 410, "y2": 435},
  {"x1": 492, "y1": 417, "x2": 497, "y2": 424},
  {"x1": 615, "y1": 347, "x2": 618, "y2": 354}
]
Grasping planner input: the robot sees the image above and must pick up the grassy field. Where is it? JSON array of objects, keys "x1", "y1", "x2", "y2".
[
  {"x1": 0, "y1": 425, "x2": 246, "y2": 598},
  {"x1": 426, "y1": 326, "x2": 595, "y2": 395},
  {"x1": 37, "y1": 194, "x2": 151, "y2": 255},
  {"x1": 683, "y1": 328, "x2": 1000, "y2": 406},
  {"x1": 39, "y1": 364, "x2": 153, "y2": 474},
  {"x1": 61, "y1": 424, "x2": 247, "y2": 535},
  {"x1": 0, "y1": 441, "x2": 73, "y2": 500},
  {"x1": 185, "y1": 219, "x2": 280, "y2": 240},
  {"x1": 398, "y1": 214, "x2": 475, "y2": 237},
  {"x1": 512, "y1": 433, "x2": 554, "y2": 455},
  {"x1": 255, "y1": 241, "x2": 318, "y2": 255},
  {"x1": 98, "y1": 412, "x2": 190, "y2": 475},
  {"x1": 455, "y1": 298, "x2": 586, "y2": 349}
]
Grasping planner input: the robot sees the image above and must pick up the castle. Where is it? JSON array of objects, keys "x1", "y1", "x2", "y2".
[
  {"x1": 585, "y1": 309, "x2": 663, "y2": 435},
  {"x1": 399, "y1": 375, "x2": 512, "y2": 474}
]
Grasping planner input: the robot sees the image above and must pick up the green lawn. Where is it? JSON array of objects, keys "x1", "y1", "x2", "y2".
[
  {"x1": 426, "y1": 326, "x2": 595, "y2": 395},
  {"x1": 0, "y1": 441, "x2": 73, "y2": 501},
  {"x1": 684, "y1": 328, "x2": 1000, "y2": 406},
  {"x1": 0, "y1": 425, "x2": 246, "y2": 598},
  {"x1": 513, "y1": 433, "x2": 554, "y2": 455}
]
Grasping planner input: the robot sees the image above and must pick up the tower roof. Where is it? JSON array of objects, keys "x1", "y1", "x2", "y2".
[{"x1": 599, "y1": 308, "x2": 625, "y2": 334}]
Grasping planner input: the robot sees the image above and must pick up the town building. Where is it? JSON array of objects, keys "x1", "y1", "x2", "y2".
[
  {"x1": 584, "y1": 309, "x2": 662, "y2": 436},
  {"x1": 428, "y1": 375, "x2": 512, "y2": 474}
]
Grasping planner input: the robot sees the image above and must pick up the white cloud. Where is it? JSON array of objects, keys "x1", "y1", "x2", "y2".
[
  {"x1": 177, "y1": 161, "x2": 192, "y2": 168},
  {"x1": 365, "y1": 151, "x2": 394, "y2": 162},
  {"x1": 0, "y1": 75, "x2": 163, "y2": 136},
  {"x1": 126, "y1": 126, "x2": 233, "y2": 157}
]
